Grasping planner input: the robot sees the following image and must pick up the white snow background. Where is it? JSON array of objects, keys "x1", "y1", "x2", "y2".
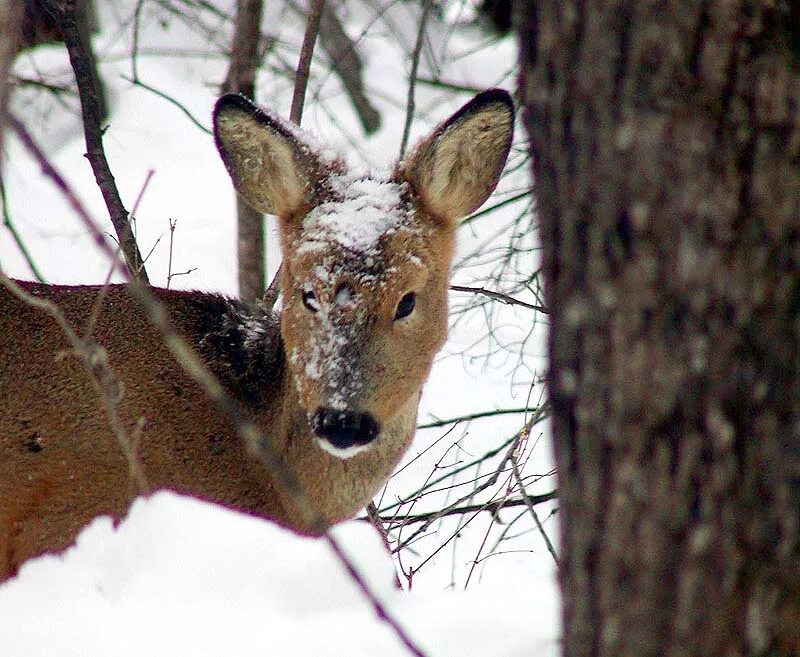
[{"x1": 0, "y1": 1, "x2": 560, "y2": 655}]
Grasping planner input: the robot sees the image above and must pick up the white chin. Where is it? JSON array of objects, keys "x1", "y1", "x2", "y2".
[{"x1": 317, "y1": 439, "x2": 371, "y2": 459}]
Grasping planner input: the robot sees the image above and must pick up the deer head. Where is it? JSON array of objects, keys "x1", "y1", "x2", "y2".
[{"x1": 212, "y1": 90, "x2": 514, "y2": 457}]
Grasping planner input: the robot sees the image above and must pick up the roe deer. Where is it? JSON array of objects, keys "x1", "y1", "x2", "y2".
[{"x1": 0, "y1": 89, "x2": 514, "y2": 581}]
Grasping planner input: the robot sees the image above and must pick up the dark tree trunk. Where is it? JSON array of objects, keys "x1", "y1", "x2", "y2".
[{"x1": 518, "y1": 2, "x2": 800, "y2": 655}]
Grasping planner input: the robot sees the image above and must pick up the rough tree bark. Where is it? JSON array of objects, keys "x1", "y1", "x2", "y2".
[{"x1": 518, "y1": 2, "x2": 800, "y2": 656}]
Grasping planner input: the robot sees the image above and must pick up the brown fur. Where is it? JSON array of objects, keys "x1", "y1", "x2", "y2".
[{"x1": 0, "y1": 89, "x2": 514, "y2": 581}]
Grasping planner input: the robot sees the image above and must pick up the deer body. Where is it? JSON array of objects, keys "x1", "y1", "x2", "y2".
[{"x1": 0, "y1": 90, "x2": 514, "y2": 581}]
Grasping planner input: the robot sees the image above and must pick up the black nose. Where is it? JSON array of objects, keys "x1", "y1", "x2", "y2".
[{"x1": 311, "y1": 408, "x2": 380, "y2": 450}]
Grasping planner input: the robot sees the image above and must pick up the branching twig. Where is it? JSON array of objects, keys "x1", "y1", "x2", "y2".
[
  {"x1": 379, "y1": 491, "x2": 557, "y2": 527},
  {"x1": 511, "y1": 452, "x2": 560, "y2": 569},
  {"x1": 450, "y1": 284, "x2": 548, "y2": 313},
  {"x1": 39, "y1": 0, "x2": 149, "y2": 283}
]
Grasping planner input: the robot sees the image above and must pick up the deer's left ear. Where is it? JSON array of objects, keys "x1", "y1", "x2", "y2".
[
  {"x1": 401, "y1": 89, "x2": 514, "y2": 224},
  {"x1": 213, "y1": 94, "x2": 331, "y2": 217}
]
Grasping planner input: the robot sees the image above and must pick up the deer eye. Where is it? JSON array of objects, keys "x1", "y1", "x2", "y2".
[
  {"x1": 394, "y1": 292, "x2": 416, "y2": 320},
  {"x1": 301, "y1": 288, "x2": 319, "y2": 313}
]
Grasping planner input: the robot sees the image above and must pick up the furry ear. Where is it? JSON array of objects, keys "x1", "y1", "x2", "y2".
[
  {"x1": 401, "y1": 89, "x2": 514, "y2": 224},
  {"x1": 213, "y1": 94, "x2": 327, "y2": 216}
]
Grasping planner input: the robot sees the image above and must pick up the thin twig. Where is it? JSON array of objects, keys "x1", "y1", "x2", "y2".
[
  {"x1": 418, "y1": 406, "x2": 540, "y2": 429},
  {"x1": 121, "y1": 74, "x2": 212, "y2": 134},
  {"x1": 399, "y1": 0, "x2": 434, "y2": 159},
  {"x1": 450, "y1": 284, "x2": 548, "y2": 313},
  {"x1": 131, "y1": 0, "x2": 146, "y2": 81},
  {"x1": 167, "y1": 218, "x2": 177, "y2": 288},
  {"x1": 324, "y1": 534, "x2": 428, "y2": 657},
  {"x1": 261, "y1": 0, "x2": 325, "y2": 310},
  {"x1": 8, "y1": 114, "x2": 128, "y2": 278},
  {"x1": 0, "y1": 176, "x2": 46, "y2": 282},
  {"x1": 366, "y1": 502, "x2": 404, "y2": 590}
]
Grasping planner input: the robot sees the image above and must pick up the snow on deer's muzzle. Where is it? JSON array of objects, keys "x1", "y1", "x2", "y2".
[{"x1": 312, "y1": 408, "x2": 380, "y2": 457}]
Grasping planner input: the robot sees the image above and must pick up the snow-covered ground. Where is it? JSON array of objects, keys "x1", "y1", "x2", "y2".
[
  {"x1": 0, "y1": 493, "x2": 558, "y2": 656},
  {"x1": 1, "y1": 2, "x2": 559, "y2": 654}
]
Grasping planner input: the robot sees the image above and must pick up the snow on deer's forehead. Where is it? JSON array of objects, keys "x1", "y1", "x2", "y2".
[{"x1": 298, "y1": 176, "x2": 413, "y2": 257}]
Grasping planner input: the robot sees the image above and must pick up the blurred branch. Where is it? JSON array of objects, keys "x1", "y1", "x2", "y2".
[
  {"x1": 318, "y1": 2, "x2": 380, "y2": 134},
  {"x1": 324, "y1": 535, "x2": 428, "y2": 657},
  {"x1": 10, "y1": 101, "x2": 429, "y2": 657},
  {"x1": 290, "y1": 0, "x2": 324, "y2": 124},
  {"x1": 40, "y1": 0, "x2": 148, "y2": 283},
  {"x1": 0, "y1": 273, "x2": 149, "y2": 494},
  {"x1": 416, "y1": 77, "x2": 487, "y2": 94},
  {"x1": 222, "y1": 0, "x2": 265, "y2": 303}
]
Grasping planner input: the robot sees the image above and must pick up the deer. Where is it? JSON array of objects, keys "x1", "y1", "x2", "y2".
[{"x1": 0, "y1": 89, "x2": 514, "y2": 582}]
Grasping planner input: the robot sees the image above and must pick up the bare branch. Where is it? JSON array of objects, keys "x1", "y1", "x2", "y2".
[
  {"x1": 399, "y1": 0, "x2": 434, "y2": 159},
  {"x1": 450, "y1": 284, "x2": 548, "y2": 313},
  {"x1": 417, "y1": 406, "x2": 543, "y2": 429},
  {"x1": 39, "y1": 0, "x2": 149, "y2": 283},
  {"x1": 260, "y1": 0, "x2": 326, "y2": 311},
  {"x1": 511, "y1": 451, "x2": 559, "y2": 568},
  {"x1": 121, "y1": 75, "x2": 211, "y2": 134}
]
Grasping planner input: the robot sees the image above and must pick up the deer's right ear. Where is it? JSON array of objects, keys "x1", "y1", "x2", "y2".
[
  {"x1": 401, "y1": 89, "x2": 514, "y2": 225},
  {"x1": 213, "y1": 94, "x2": 322, "y2": 216}
]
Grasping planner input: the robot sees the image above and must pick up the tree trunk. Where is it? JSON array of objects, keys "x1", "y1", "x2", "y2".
[{"x1": 518, "y1": 2, "x2": 800, "y2": 656}]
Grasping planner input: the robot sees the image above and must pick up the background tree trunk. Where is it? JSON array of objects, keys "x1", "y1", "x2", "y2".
[{"x1": 518, "y1": 2, "x2": 800, "y2": 655}]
